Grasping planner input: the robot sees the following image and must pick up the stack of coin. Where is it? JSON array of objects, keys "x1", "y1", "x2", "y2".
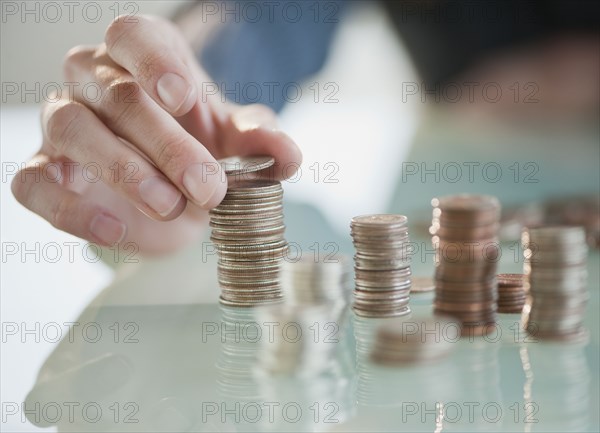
[
  {"x1": 496, "y1": 273, "x2": 526, "y2": 313},
  {"x1": 350, "y1": 214, "x2": 412, "y2": 317},
  {"x1": 210, "y1": 156, "x2": 287, "y2": 306},
  {"x1": 431, "y1": 194, "x2": 501, "y2": 336},
  {"x1": 522, "y1": 226, "x2": 589, "y2": 340},
  {"x1": 370, "y1": 315, "x2": 458, "y2": 366}
]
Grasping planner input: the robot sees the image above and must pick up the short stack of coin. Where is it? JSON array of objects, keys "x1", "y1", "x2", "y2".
[
  {"x1": 496, "y1": 274, "x2": 526, "y2": 313},
  {"x1": 522, "y1": 226, "x2": 589, "y2": 340},
  {"x1": 350, "y1": 214, "x2": 412, "y2": 317},
  {"x1": 370, "y1": 315, "x2": 458, "y2": 366},
  {"x1": 431, "y1": 194, "x2": 501, "y2": 336},
  {"x1": 210, "y1": 156, "x2": 287, "y2": 306}
]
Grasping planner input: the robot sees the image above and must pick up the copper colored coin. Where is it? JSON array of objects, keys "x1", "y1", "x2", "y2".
[
  {"x1": 497, "y1": 273, "x2": 524, "y2": 286},
  {"x1": 435, "y1": 263, "x2": 497, "y2": 282},
  {"x1": 433, "y1": 223, "x2": 500, "y2": 241},
  {"x1": 434, "y1": 300, "x2": 496, "y2": 313},
  {"x1": 435, "y1": 291, "x2": 498, "y2": 303},
  {"x1": 497, "y1": 307, "x2": 524, "y2": 314},
  {"x1": 435, "y1": 278, "x2": 496, "y2": 291},
  {"x1": 460, "y1": 322, "x2": 498, "y2": 337}
]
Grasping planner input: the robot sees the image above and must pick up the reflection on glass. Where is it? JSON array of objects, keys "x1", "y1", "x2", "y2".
[
  {"x1": 351, "y1": 313, "x2": 505, "y2": 432},
  {"x1": 522, "y1": 337, "x2": 590, "y2": 432}
]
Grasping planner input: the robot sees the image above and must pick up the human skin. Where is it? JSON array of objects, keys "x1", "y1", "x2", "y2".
[{"x1": 11, "y1": 14, "x2": 302, "y2": 255}]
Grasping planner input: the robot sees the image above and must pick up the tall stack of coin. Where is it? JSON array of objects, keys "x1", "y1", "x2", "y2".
[
  {"x1": 496, "y1": 273, "x2": 526, "y2": 313},
  {"x1": 210, "y1": 156, "x2": 287, "y2": 306},
  {"x1": 350, "y1": 214, "x2": 412, "y2": 317},
  {"x1": 431, "y1": 194, "x2": 501, "y2": 336},
  {"x1": 522, "y1": 226, "x2": 589, "y2": 340}
]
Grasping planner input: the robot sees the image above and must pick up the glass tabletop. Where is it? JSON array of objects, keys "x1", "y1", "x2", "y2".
[{"x1": 17, "y1": 249, "x2": 599, "y2": 433}]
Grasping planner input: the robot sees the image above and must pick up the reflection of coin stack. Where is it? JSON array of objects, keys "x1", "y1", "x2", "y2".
[
  {"x1": 496, "y1": 273, "x2": 526, "y2": 313},
  {"x1": 352, "y1": 315, "x2": 388, "y2": 404},
  {"x1": 257, "y1": 362, "x2": 354, "y2": 432},
  {"x1": 370, "y1": 315, "x2": 458, "y2": 366},
  {"x1": 446, "y1": 339, "x2": 501, "y2": 432},
  {"x1": 210, "y1": 165, "x2": 288, "y2": 306},
  {"x1": 350, "y1": 215, "x2": 412, "y2": 318},
  {"x1": 523, "y1": 339, "x2": 591, "y2": 431},
  {"x1": 431, "y1": 194, "x2": 501, "y2": 336},
  {"x1": 216, "y1": 305, "x2": 262, "y2": 401},
  {"x1": 280, "y1": 258, "x2": 351, "y2": 305},
  {"x1": 353, "y1": 315, "x2": 455, "y2": 409},
  {"x1": 522, "y1": 226, "x2": 589, "y2": 340},
  {"x1": 254, "y1": 304, "x2": 339, "y2": 376}
]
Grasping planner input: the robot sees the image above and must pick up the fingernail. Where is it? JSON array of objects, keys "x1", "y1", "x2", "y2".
[
  {"x1": 139, "y1": 176, "x2": 182, "y2": 217},
  {"x1": 232, "y1": 105, "x2": 278, "y2": 131},
  {"x1": 182, "y1": 163, "x2": 226, "y2": 207},
  {"x1": 157, "y1": 73, "x2": 193, "y2": 112},
  {"x1": 90, "y1": 214, "x2": 126, "y2": 246}
]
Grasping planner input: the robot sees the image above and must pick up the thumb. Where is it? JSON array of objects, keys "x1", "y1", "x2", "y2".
[{"x1": 221, "y1": 104, "x2": 303, "y2": 180}]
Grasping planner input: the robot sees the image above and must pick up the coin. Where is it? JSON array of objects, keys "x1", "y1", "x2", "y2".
[
  {"x1": 353, "y1": 305, "x2": 411, "y2": 318},
  {"x1": 350, "y1": 214, "x2": 412, "y2": 318},
  {"x1": 218, "y1": 155, "x2": 275, "y2": 176},
  {"x1": 210, "y1": 174, "x2": 288, "y2": 306},
  {"x1": 351, "y1": 214, "x2": 407, "y2": 228},
  {"x1": 522, "y1": 226, "x2": 589, "y2": 340},
  {"x1": 432, "y1": 194, "x2": 501, "y2": 331},
  {"x1": 495, "y1": 273, "x2": 526, "y2": 314}
]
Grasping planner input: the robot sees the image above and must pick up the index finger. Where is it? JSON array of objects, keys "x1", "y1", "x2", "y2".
[{"x1": 104, "y1": 14, "x2": 197, "y2": 116}]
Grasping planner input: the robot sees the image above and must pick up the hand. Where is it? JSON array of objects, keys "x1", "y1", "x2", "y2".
[{"x1": 11, "y1": 15, "x2": 302, "y2": 255}]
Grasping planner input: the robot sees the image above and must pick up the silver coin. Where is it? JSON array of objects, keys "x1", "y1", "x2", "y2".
[
  {"x1": 352, "y1": 305, "x2": 411, "y2": 318},
  {"x1": 351, "y1": 214, "x2": 407, "y2": 228},
  {"x1": 218, "y1": 155, "x2": 275, "y2": 176}
]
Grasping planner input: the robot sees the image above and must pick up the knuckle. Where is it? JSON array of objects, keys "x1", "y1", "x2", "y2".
[
  {"x1": 63, "y1": 44, "x2": 94, "y2": 66},
  {"x1": 100, "y1": 80, "x2": 143, "y2": 127},
  {"x1": 111, "y1": 155, "x2": 141, "y2": 185},
  {"x1": 10, "y1": 167, "x2": 36, "y2": 204},
  {"x1": 50, "y1": 195, "x2": 74, "y2": 232},
  {"x1": 134, "y1": 50, "x2": 169, "y2": 84},
  {"x1": 46, "y1": 102, "x2": 85, "y2": 152},
  {"x1": 153, "y1": 134, "x2": 190, "y2": 172},
  {"x1": 63, "y1": 44, "x2": 95, "y2": 80},
  {"x1": 105, "y1": 15, "x2": 137, "y2": 51}
]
